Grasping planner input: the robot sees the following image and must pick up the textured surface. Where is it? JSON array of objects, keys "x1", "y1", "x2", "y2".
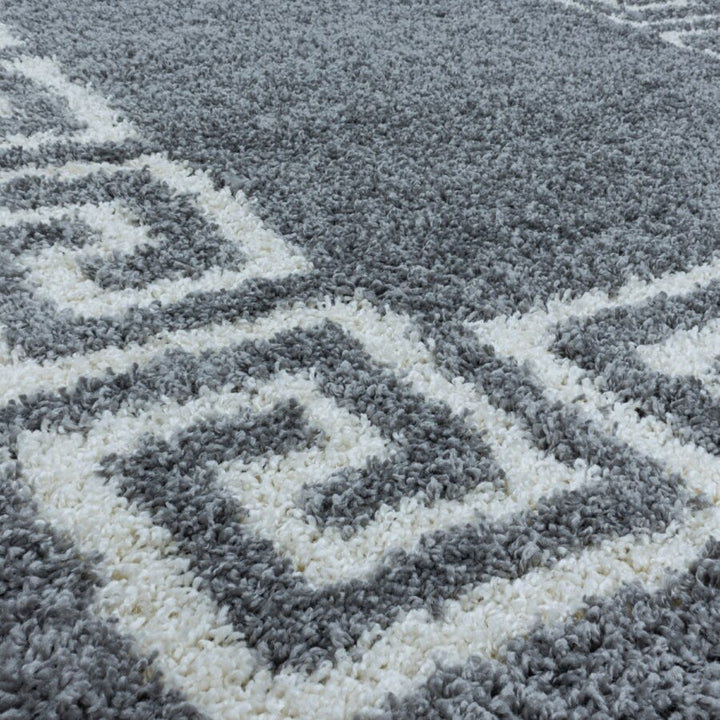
[{"x1": 2, "y1": 2, "x2": 720, "y2": 718}]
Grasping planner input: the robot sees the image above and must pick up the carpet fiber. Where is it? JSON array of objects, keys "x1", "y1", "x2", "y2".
[{"x1": 2, "y1": 2, "x2": 720, "y2": 718}]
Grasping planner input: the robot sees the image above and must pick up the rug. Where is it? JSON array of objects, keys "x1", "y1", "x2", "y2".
[{"x1": 2, "y1": 2, "x2": 720, "y2": 718}]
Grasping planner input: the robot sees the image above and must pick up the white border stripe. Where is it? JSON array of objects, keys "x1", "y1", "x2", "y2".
[
  {"x1": 550, "y1": 0, "x2": 720, "y2": 55},
  {"x1": 331, "y1": 505, "x2": 715, "y2": 719},
  {"x1": 660, "y1": 28, "x2": 720, "y2": 59}
]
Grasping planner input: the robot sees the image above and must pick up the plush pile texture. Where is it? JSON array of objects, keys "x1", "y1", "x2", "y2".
[{"x1": 2, "y1": 2, "x2": 720, "y2": 718}]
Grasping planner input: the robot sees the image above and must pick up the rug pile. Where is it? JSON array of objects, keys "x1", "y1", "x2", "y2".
[{"x1": 3, "y1": 2, "x2": 720, "y2": 718}]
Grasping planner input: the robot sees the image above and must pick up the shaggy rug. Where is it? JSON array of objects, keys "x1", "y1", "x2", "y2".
[{"x1": 3, "y1": 2, "x2": 720, "y2": 718}]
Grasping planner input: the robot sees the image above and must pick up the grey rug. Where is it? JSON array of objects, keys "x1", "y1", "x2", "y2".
[{"x1": 2, "y1": 2, "x2": 720, "y2": 718}]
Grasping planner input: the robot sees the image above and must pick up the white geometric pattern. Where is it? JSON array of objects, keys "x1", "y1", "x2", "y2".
[
  {"x1": 3, "y1": 21, "x2": 720, "y2": 720},
  {"x1": 553, "y1": 0, "x2": 720, "y2": 60},
  {"x1": 0, "y1": 54, "x2": 136, "y2": 151},
  {"x1": 472, "y1": 259, "x2": 720, "y2": 506},
  {"x1": 3, "y1": 155, "x2": 310, "y2": 320},
  {"x1": 17, "y1": 290, "x2": 720, "y2": 719}
]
